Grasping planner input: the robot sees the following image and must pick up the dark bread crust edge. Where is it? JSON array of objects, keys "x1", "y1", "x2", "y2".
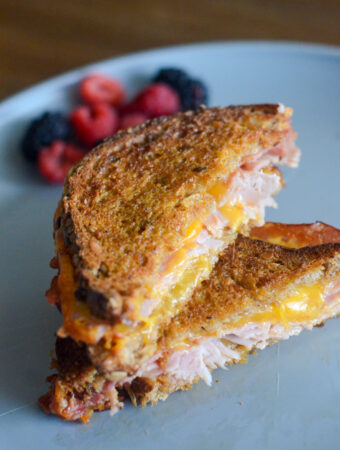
[
  {"x1": 59, "y1": 104, "x2": 293, "y2": 321},
  {"x1": 40, "y1": 223, "x2": 340, "y2": 421}
]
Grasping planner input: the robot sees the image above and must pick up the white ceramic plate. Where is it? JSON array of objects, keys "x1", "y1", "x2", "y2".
[{"x1": 1, "y1": 41, "x2": 339, "y2": 450}]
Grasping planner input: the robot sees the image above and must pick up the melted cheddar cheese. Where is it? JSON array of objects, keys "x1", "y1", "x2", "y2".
[
  {"x1": 208, "y1": 180, "x2": 228, "y2": 203},
  {"x1": 54, "y1": 178, "x2": 265, "y2": 350},
  {"x1": 161, "y1": 181, "x2": 248, "y2": 278},
  {"x1": 56, "y1": 235, "x2": 110, "y2": 344},
  {"x1": 261, "y1": 236, "x2": 303, "y2": 249},
  {"x1": 144, "y1": 180, "x2": 251, "y2": 319},
  {"x1": 219, "y1": 203, "x2": 247, "y2": 231},
  {"x1": 233, "y1": 283, "x2": 325, "y2": 328},
  {"x1": 141, "y1": 254, "x2": 212, "y2": 344},
  {"x1": 184, "y1": 220, "x2": 203, "y2": 243},
  {"x1": 208, "y1": 180, "x2": 248, "y2": 231}
]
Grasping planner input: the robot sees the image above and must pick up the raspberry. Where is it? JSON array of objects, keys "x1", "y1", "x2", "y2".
[
  {"x1": 80, "y1": 74, "x2": 125, "y2": 106},
  {"x1": 21, "y1": 112, "x2": 72, "y2": 162},
  {"x1": 70, "y1": 103, "x2": 119, "y2": 147},
  {"x1": 38, "y1": 141, "x2": 85, "y2": 184},
  {"x1": 133, "y1": 83, "x2": 180, "y2": 118},
  {"x1": 153, "y1": 68, "x2": 208, "y2": 111},
  {"x1": 119, "y1": 112, "x2": 148, "y2": 130}
]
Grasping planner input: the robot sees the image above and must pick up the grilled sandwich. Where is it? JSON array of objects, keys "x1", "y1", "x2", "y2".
[
  {"x1": 39, "y1": 222, "x2": 340, "y2": 422},
  {"x1": 46, "y1": 104, "x2": 298, "y2": 383}
]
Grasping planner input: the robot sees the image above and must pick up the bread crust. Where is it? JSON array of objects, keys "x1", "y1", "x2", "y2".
[
  {"x1": 162, "y1": 234, "x2": 340, "y2": 346},
  {"x1": 40, "y1": 222, "x2": 340, "y2": 420},
  {"x1": 59, "y1": 104, "x2": 294, "y2": 321},
  {"x1": 129, "y1": 229, "x2": 340, "y2": 406},
  {"x1": 250, "y1": 221, "x2": 340, "y2": 248}
]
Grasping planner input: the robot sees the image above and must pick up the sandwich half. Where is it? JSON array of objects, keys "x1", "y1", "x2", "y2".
[
  {"x1": 39, "y1": 222, "x2": 340, "y2": 422},
  {"x1": 47, "y1": 104, "x2": 298, "y2": 379}
]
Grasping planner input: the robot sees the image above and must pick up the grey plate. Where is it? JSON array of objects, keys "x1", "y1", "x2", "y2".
[{"x1": 0, "y1": 41, "x2": 339, "y2": 450}]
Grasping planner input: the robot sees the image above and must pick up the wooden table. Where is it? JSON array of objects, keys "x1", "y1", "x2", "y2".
[{"x1": 1, "y1": 0, "x2": 340, "y2": 100}]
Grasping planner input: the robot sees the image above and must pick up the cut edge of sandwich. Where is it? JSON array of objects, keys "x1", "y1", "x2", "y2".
[
  {"x1": 122, "y1": 230, "x2": 340, "y2": 405},
  {"x1": 39, "y1": 222, "x2": 340, "y2": 422},
  {"x1": 51, "y1": 104, "x2": 299, "y2": 372}
]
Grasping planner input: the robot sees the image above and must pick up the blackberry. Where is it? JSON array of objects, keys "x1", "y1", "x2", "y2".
[
  {"x1": 153, "y1": 68, "x2": 208, "y2": 111},
  {"x1": 153, "y1": 68, "x2": 189, "y2": 89},
  {"x1": 181, "y1": 79, "x2": 208, "y2": 111},
  {"x1": 21, "y1": 112, "x2": 72, "y2": 162}
]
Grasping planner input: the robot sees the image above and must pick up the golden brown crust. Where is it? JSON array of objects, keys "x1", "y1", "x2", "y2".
[
  {"x1": 40, "y1": 222, "x2": 340, "y2": 421},
  {"x1": 132, "y1": 228, "x2": 340, "y2": 405},
  {"x1": 38, "y1": 338, "x2": 122, "y2": 423},
  {"x1": 131, "y1": 309, "x2": 340, "y2": 407},
  {"x1": 38, "y1": 369, "x2": 113, "y2": 424},
  {"x1": 126, "y1": 376, "x2": 195, "y2": 408},
  {"x1": 60, "y1": 104, "x2": 294, "y2": 321},
  {"x1": 162, "y1": 234, "x2": 340, "y2": 345},
  {"x1": 251, "y1": 222, "x2": 340, "y2": 248}
]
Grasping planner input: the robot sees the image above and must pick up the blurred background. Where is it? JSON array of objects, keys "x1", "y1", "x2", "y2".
[{"x1": 1, "y1": 0, "x2": 340, "y2": 100}]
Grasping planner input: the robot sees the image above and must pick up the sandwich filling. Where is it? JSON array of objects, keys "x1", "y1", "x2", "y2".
[
  {"x1": 54, "y1": 161, "x2": 286, "y2": 352},
  {"x1": 41, "y1": 270, "x2": 340, "y2": 423},
  {"x1": 137, "y1": 164, "x2": 284, "y2": 335},
  {"x1": 132, "y1": 280, "x2": 340, "y2": 387},
  {"x1": 40, "y1": 222, "x2": 340, "y2": 423},
  {"x1": 50, "y1": 105, "x2": 300, "y2": 369},
  {"x1": 141, "y1": 125, "x2": 299, "y2": 321}
]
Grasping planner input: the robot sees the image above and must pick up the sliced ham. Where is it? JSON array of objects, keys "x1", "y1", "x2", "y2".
[
  {"x1": 141, "y1": 166, "x2": 284, "y2": 317},
  {"x1": 128, "y1": 282, "x2": 340, "y2": 388},
  {"x1": 241, "y1": 130, "x2": 300, "y2": 171}
]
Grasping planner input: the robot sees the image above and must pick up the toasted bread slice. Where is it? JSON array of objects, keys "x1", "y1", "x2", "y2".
[
  {"x1": 250, "y1": 221, "x2": 340, "y2": 248},
  {"x1": 39, "y1": 222, "x2": 340, "y2": 422},
  {"x1": 51, "y1": 104, "x2": 298, "y2": 373},
  {"x1": 126, "y1": 223, "x2": 340, "y2": 406}
]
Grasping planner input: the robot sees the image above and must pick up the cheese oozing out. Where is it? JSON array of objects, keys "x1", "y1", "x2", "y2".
[
  {"x1": 139, "y1": 166, "x2": 282, "y2": 318},
  {"x1": 121, "y1": 280, "x2": 340, "y2": 387},
  {"x1": 55, "y1": 164, "x2": 283, "y2": 349},
  {"x1": 53, "y1": 110, "x2": 300, "y2": 351},
  {"x1": 130, "y1": 166, "x2": 283, "y2": 352}
]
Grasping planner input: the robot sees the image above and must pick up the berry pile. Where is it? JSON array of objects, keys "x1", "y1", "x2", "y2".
[
  {"x1": 153, "y1": 68, "x2": 208, "y2": 110},
  {"x1": 21, "y1": 68, "x2": 208, "y2": 183}
]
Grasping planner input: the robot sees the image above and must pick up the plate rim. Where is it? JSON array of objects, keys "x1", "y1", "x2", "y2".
[
  {"x1": 1, "y1": 39, "x2": 340, "y2": 446},
  {"x1": 1, "y1": 39, "x2": 340, "y2": 115}
]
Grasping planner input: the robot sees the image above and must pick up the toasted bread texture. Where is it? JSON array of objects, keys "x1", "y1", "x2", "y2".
[
  {"x1": 128, "y1": 224, "x2": 340, "y2": 406},
  {"x1": 38, "y1": 338, "x2": 122, "y2": 423},
  {"x1": 59, "y1": 104, "x2": 296, "y2": 323},
  {"x1": 40, "y1": 222, "x2": 340, "y2": 421},
  {"x1": 162, "y1": 230, "x2": 340, "y2": 347},
  {"x1": 250, "y1": 221, "x2": 340, "y2": 248}
]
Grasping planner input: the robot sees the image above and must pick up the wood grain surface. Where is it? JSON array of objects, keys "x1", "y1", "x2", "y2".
[{"x1": 1, "y1": 0, "x2": 340, "y2": 100}]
